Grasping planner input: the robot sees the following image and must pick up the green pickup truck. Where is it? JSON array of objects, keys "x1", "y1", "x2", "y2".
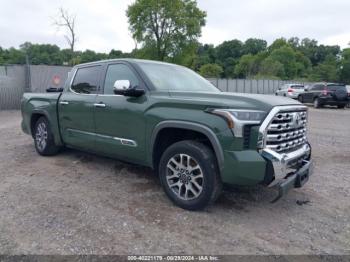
[{"x1": 21, "y1": 59, "x2": 313, "y2": 210}]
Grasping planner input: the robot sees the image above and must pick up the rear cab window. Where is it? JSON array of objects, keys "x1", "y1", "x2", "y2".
[
  {"x1": 291, "y1": 85, "x2": 304, "y2": 89},
  {"x1": 326, "y1": 84, "x2": 347, "y2": 92},
  {"x1": 71, "y1": 66, "x2": 101, "y2": 94}
]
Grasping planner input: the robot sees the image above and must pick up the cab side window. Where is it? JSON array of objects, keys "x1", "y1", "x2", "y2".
[
  {"x1": 71, "y1": 66, "x2": 100, "y2": 94},
  {"x1": 104, "y1": 64, "x2": 140, "y2": 94},
  {"x1": 311, "y1": 85, "x2": 322, "y2": 91},
  {"x1": 318, "y1": 85, "x2": 325, "y2": 90}
]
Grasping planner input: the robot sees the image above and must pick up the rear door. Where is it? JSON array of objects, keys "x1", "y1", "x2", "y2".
[
  {"x1": 58, "y1": 65, "x2": 102, "y2": 150},
  {"x1": 93, "y1": 62, "x2": 149, "y2": 164},
  {"x1": 304, "y1": 84, "x2": 321, "y2": 103}
]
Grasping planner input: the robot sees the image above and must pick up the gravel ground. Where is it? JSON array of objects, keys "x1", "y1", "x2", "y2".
[{"x1": 0, "y1": 108, "x2": 349, "y2": 255}]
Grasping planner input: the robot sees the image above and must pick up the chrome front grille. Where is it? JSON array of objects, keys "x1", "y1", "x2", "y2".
[{"x1": 265, "y1": 109, "x2": 308, "y2": 153}]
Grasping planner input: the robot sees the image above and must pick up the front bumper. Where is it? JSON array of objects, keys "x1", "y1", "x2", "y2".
[
  {"x1": 260, "y1": 143, "x2": 313, "y2": 202},
  {"x1": 287, "y1": 93, "x2": 299, "y2": 99},
  {"x1": 274, "y1": 159, "x2": 313, "y2": 200}
]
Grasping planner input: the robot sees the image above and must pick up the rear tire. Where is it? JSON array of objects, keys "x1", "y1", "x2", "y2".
[
  {"x1": 34, "y1": 117, "x2": 60, "y2": 156},
  {"x1": 158, "y1": 140, "x2": 222, "y2": 211},
  {"x1": 337, "y1": 104, "x2": 345, "y2": 109}
]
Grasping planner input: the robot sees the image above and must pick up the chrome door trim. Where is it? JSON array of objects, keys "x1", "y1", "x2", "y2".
[
  {"x1": 94, "y1": 103, "x2": 106, "y2": 108},
  {"x1": 66, "y1": 128, "x2": 137, "y2": 147}
]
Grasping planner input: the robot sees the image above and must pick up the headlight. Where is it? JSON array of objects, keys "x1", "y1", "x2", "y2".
[{"x1": 208, "y1": 109, "x2": 266, "y2": 137}]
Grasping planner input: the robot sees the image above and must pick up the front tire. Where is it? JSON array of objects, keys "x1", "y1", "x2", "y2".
[
  {"x1": 158, "y1": 140, "x2": 222, "y2": 211},
  {"x1": 337, "y1": 104, "x2": 345, "y2": 109},
  {"x1": 34, "y1": 117, "x2": 60, "y2": 156},
  {"x1": 313, "y1": 98, "x2": 321, "y2": 108},
  {"x1": 298, "y1": 95, "x2": 303, "y2": 103}
]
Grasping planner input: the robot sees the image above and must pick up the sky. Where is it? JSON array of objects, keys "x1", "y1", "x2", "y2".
[{"x1": 0, "y1": 0, "x2": 349, "y2": 53}]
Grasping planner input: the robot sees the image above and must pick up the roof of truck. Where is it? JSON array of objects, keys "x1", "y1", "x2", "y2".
[{"x1": 73, "y1": 58, "x2": 180, "y2": 68}]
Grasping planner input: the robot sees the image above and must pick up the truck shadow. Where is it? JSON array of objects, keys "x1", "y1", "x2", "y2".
[{"x1": 55, "y1": 147, "x2": 310, "y2": 212}]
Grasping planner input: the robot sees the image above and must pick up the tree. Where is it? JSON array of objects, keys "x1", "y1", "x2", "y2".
[
  {"x1": 268, "y1": 38, "x2": 288, "y2": 52},
  {"x1": 215, "y1": 40, "x2": 243, "y2": 77},
  {"x1": 1, "y1": 48, "x2": 26, "y2": 64},
  {"x1": 243, "y1": 38, "x2": 267, "y2": 55},
  {"x1": 216, "y1": 40, "x2": 243, "y2": 62},
  {"x1": 109, "y1": 49, "x2": 124, "y2": 59},
  {"x1": 170, "y1": 41, "x2": 199, "y2": 67},
  {"x1": 126, "y1": 0, "x2": 206, "y2": 61},
  {"x1": 288, "y1": 37, "x2": 300, "y2": 49},
  {"x1": 339, "y1": 48, "x2": 350, "y2": 83},
  {"x1": 192, "y1": 43, "x2": 216, "y2": 71},
  {"x1": 54, "y1": 7, "x2": 77, "y2": 53},
  {"x1": 309, "y1": 55, "x2": 338, "y2": 82},
  {"x1": 199, "y1": 63, "x2": 223, "y2": 78},
  {"x1": 259, "y1": 57, "x2": 285, "y2": 78},
  {"x1": 0, "y1": 47, "x2": 4, "y2": 64},
  {"x1": 20, "y1": 42, "x2": 63, "y2": 65},
  {"x1": 234, "y1": 54, "x2": 258, "y2": 78},
  {"x1": 264, "y1": 46, "x2": 312, "y2": 79}
]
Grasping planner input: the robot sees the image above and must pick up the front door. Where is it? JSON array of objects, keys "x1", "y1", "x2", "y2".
[
  {"x1": 58, "y1": 65, "x2": 102, "y2": 150},
  {"x1": 94, "y1": 63, "x2": 149, "y2": 164}
]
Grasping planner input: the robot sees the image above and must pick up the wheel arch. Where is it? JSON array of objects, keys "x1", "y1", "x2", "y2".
[
  {"x1": 30, "y1": 109, "x2": 63, "y2": 146},
  {"x1": 30, "y1": 110, "x2": 50, "y2": 139},
  {"x1": 150, "y1": 121, "x2": 224, "y2": 173}
]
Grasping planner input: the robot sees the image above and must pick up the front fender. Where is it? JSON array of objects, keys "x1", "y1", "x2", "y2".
[{"x1": 149, "y1": 120, "x2": 225, "y2": 171}]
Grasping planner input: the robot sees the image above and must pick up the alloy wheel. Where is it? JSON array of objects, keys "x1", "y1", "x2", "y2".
[
  {"x1": 166, "y1": 153, "x2": 204, "y2": 200},
  {"x1": 35, "y1": 122, "x2": 48, "y2": 152}
]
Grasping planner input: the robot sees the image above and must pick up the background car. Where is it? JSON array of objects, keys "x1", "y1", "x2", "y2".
[
  {"x1": 298, "y1": 83, "x2": 349, "y2": 108},
  {"x1": 346, "y1": 85, "x2": 350, "y2": 108},
  {"x1": 275, "y1": 83, "x2": 305, "y2": 99}
]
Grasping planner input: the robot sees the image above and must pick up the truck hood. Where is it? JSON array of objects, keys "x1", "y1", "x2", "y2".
[{"x1": 168, "y1": 91, "x2": 301, "y2": 112}]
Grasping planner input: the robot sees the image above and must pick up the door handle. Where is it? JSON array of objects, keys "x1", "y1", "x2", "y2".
[
  {"x1": 94, "y1": 102, "x2": 106, "y2": 108},
  {"x1": 59, "y1": 101, "x2": 69, "y2": 105}
]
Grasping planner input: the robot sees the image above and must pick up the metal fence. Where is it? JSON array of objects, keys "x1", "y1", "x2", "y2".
[
  {"x1": 207, "y1": 78, "x2": 311, "y2": 94},
  {"x1": 0, "y1": 64, "x2": 312, "y2": 110},
  {"x1": 0, "y1": 65, "x2": 71, "y2": 110},
  {"x1": 0, "y1": 65, "x2": 26, "y2": 110}
]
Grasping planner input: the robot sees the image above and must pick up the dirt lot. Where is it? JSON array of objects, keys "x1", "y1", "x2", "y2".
[{"x1": 0, "y1": 108, "x2": 349, "y2": 255}]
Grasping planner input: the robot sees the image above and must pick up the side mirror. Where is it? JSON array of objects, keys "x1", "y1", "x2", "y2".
[
  {"x1": 113, "y1": 80, "x2": 145, "y2": 97},
  {"x1": 46, "y1": 87, "x2": 64, "y2": 93}
]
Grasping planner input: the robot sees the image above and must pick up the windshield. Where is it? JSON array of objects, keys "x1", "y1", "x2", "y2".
[{"x1": 138, "y1": 62, "x2": 220, "y2": 92}]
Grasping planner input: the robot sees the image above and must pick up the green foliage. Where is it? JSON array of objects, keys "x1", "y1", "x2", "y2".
[
  {"x1": 0, "y1": 35, "x2": 347, "y2": 83},
  {"x1": 259, "y1": 57, "x2": 285, "y2": 78},
  {"x1": 234, "y1": 54, "x2": 259, "y2": 78},
  {"x1": 309, "y1": 55, "x2": 339, "y2": 82},
  {"x1": 126, "y1": 0, "x2": 206, "y2": 61},
  {"x1": 215, "y1": 40, "x2": 243, "y2": 77},
  {"x1": 0, "y1": 43, "x2": 127, "y2": 66},
  {"x1": 268, "y1": 38, "x2": 288, "y2": 52},
  {"x1": 340, "y1": 48, "x2": 350, "y2": 83},
  {"x1": 199, "y1": 63, "x2": 223, "y2": 78},
  {"x1": 1, "y1": 47, "x2": 26, "y2": 64},
  {"x1": 243, "y1": 38, "x2": 267, "y2": 55}
]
